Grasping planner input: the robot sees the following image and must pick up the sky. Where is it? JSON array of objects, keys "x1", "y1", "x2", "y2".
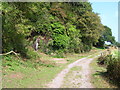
[{"x1": 89, "y1": 1, "x2": 118, "y2": 42}]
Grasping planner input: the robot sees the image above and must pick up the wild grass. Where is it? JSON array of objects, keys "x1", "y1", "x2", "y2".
[
  {"x1": 64, "y1": 48, "x2": 102, "y2": 65},
  {"x1": 90, "y1": 49, "x2": 120, "y2": 88},
  {"x1": 3, "y1": 64, "x2": 64, "y2": 88},
  {"x1": 2, "y1": 54, "x2": 64, "y2": 88},
  {"x1": 90, "y1": 58, "x2": 116, "y2": 88},
  {"x1": 2, "y1": 47, "x2": 103, "y2": 88},
  {"x1": 2, "y1": 47, "x2": 61, "y2": 88}
]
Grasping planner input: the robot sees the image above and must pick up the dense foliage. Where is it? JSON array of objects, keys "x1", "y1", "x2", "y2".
[
  {"x1": 98, "y1": 51, "x2": 120, "y2": 86},
  {"x1": 107, "y1": 57, "x2": 120, "y2": 84},
  {"x1": 94, "y1": 26, "x2": 115, "y2": 48},
  {"x1": 115, "y1": 42, "x2": 120, "y2": 47},
  {"x1": 2, "y1": 2, "x2": 115, "y2": 56}
]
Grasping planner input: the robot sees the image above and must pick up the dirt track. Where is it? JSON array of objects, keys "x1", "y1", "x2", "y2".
[{"x1": 47, "y1": 53, "x2": 101, "y2": 88}]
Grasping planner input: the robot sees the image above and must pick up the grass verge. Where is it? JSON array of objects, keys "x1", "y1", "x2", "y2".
[
  {"x1": 3, "y1": 65, "x2": 64, "y2": 88},
  {"x1": 2, "y1": 53, "x2": 64, "y2": 88},
  {"x1": 90, "y1": 58, "x2": 116, "y2": 88},
  {"x1": 2, "y1": 47, "x2": 103, "y2": 88}
]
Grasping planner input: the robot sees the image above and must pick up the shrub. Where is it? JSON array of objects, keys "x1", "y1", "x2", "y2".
[
  {"x1": 26, "y1": 47, "x2": 40, "y2": 59},
  {"x1": 53, "y1": 49, "x2": 65, "y2": 58},
  {"x1": 97, "y1": 55, "x2": 112, "y2": 66},
  {"x1": 98, "y1": 54, "x2": 120, "y2": 85},
  {"x1": 52, "y1": 34, "x2": 70, "y2": 50},
  {"x1": 107, "y1": 57, "x2": 120, "y2": 84}
]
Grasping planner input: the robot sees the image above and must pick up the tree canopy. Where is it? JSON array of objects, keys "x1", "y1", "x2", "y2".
[
  {"x1": 95, "y1": 25, "x2": 116, "y2": 47},
  {"x1": 2, "y1": 2, "x2": 116, "y2": 56}
]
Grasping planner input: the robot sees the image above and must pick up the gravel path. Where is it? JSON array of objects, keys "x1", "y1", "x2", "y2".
[{"x1": 47, "y1": 53, "x2": 101, "y2": 88}]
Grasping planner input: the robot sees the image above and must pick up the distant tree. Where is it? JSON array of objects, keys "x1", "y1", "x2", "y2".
[
  {"x1": 95, "y1": 26, "x2": 116, "y2": 48},
  {"x1": 115, "y1": 42, "x2": 120, "y2": 47},
  {"x1": 102, "y1": 26, "x2": 115, "y2": 44}
]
